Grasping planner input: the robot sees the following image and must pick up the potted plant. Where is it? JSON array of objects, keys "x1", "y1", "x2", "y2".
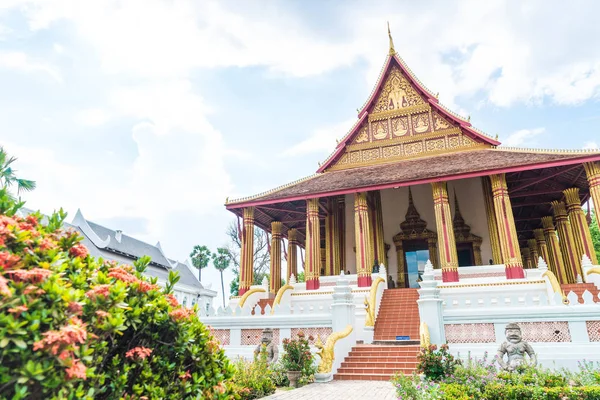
[{"x1": 281, "y1": 332, "x2": 313, "y2": 388}]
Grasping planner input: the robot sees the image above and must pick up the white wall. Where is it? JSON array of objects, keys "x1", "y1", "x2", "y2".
[{"x1": 343, "y1": 178, "x2": 492, "y2": 279}]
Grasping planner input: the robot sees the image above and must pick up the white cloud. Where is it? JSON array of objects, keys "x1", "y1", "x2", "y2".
[
  {"x1": 583, "y1": 141, "x2": 599, "y2": 150},
  {"x1": 0, "y1": 51, "x2": 61, "y2": 82},
  {"x1": 502, "y1": 127, "x2": 545, "y2": 147},
  {"x1": 283, "y1": 118, "x2": 356, "y2": 157},
  {"x1": 74, "y1": 108, "x2": 110, "y2": 127}
]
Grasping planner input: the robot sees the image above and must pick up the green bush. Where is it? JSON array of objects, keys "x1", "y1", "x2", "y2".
[
  {"x1": 280, "y1": 331, "x2": 317, "y2": 386},
  {"x1": 269, "y1": 361, "x2": 289, "y2": 387},
  {"x1": 0, "y1": 188, "x2": 234, "y2": 399},
  {"x1": 417, "y1": 344, "x2": 462, "y2": 381},
  {"x1": 231, "y1": 350, "x2": 276, "y2": 399}
]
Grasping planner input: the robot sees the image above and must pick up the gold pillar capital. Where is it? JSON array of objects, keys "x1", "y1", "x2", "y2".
[
  {"x1": 533, "y1": 228, "x2": 546, "y2": 242},
  {"x1": 271, "y1": 221, "x2": 283, "y2": 236},
  {"x1": 541, "y1": 216, "x2": 555, "y2": 230},
  {"x1": 288, "y1": 228, "x2": 298, "y2": 242},
  {"x1": 551, "y1": 201, "x2": 568, "y2": 221}
]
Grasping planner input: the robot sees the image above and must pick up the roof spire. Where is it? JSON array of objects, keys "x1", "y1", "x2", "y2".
[{"x1": 387, "y1": 21, "x2": 396, "y2": 56}]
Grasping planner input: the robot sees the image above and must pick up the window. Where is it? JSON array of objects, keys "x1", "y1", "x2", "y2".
[
  {"x1": 192, "y1": 297, "x2": 196, "y2": 306},
  {"x1": 183, "y1": 297, "x2": 187, "y2": 307}
]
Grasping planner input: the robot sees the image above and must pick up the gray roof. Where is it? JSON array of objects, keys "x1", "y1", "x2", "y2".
[{"x1": 17, "y1": 207, "x2": 205, "y2": 291}]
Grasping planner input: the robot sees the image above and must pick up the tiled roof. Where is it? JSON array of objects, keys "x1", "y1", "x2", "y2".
[{"x1": 227, "y1": 148, "x2": 600, "y2": 207}]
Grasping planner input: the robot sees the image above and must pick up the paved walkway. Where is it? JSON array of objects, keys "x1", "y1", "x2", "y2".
[{"x1": 263, "y1": 380, "x2": 396, "y2": 399}]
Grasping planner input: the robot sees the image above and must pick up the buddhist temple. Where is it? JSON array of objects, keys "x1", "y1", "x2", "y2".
[{"x1": 225, "y1": 27, "x2": 600, "y2": 296}]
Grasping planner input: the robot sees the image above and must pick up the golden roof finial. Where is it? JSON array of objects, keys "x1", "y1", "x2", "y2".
[
  {"x1": 387, "y1": 21, "x2": 396, "y2": 56},
  {"x1": 467, "y1": 115, "x2": 471, "y2": 122}
]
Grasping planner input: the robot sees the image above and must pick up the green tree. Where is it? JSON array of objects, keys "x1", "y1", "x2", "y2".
[
  {"x1": 591, "y1": 208, "x2": 600, "y2": 257},
  {"x1": 0, "y1": 146, "x2": 36, "y2": 198},
  {"x1": 212, "y1": 247, "x2": 230, "y2": 308},
  {"x1": 189, "y1": 245, "x2": 211, "y2": 282}
]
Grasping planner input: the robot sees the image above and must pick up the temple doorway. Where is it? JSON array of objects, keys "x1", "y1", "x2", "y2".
[{"x1": 403, "y1": 241, "x2": 429, "y2": 288}]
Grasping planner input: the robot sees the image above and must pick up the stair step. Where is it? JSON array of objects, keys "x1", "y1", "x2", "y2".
[{"x1": 334, "y1": 373, "x2": 404, "y2": 381}]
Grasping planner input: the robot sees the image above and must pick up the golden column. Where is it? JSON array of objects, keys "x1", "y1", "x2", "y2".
[
  {"x1": 305, "y1": 198, "x2": 321, "y2": 290},
  {"x1": 372, "y1": 191, "x2": 387, "y2": 267},
  {"x1": 541, "y1": 216, "x2": 568, "y2": 284},
  {"x1": 239, "y1": 207, "x2": 255, "y2": 296},
  {"x1": 584, "y1": 162, "x2": 600, "y2": 231},
  {"x1": 490, "y1": 174, "x2": 525, "y2": 279},
  {"x1": 325, "y1": 197, "x2": 341, "y2": 276},
  {"x1": 564, "y1": 188, "x2": 598, "y2": 264},
  {"x1": 337, "y1": 197, "x2": 346, "y2": 272},
  {"x1": 287, "y1": 228, "x2": 298, "y2": 281},
  {"x1": 521, "y1": 248, "x2": 532, "y2": 269},
  {"x1": 395, "y1": 240, "x2": 406, "y2": 288},
  {"x1": 355, "y1": 192, "x2": 374, "y2": 287},
  {"x1": 533, "y1": 228, "x2": 550, "y2": 267},
  {"x1": 482, "y1": 177, "x2": 503, "y2": 264},
  {"x1": 551, "y1": 201, "x2": 580, "y2": 282},
  {"x1": 528, "y1": 239, "x2": 539, "y2": 267},
  {"x1": 269, "y1": 221, "x2": 283, "y2": 294},
  {"x1": 427, "y1": 238, "x2": 439, "y2": 269},
  {"x1": 431, "y1": 182, "x2": 459, "y2": 282}
]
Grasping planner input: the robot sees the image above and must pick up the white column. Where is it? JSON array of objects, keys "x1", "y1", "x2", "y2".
[
  {"x1": 329, "y1": 272, "x2": 357, "y2": 375},
  {"x1": 417, "y1": 260, "x2": 446, "y2": 345}
]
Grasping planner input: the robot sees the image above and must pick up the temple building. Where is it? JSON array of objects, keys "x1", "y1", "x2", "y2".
[
  {"x1": 225, "y1": 28, "x2": 600, "y2": 296},
  {"x1": 18, "y1": 207, "x2": 217, "y2": 309}
]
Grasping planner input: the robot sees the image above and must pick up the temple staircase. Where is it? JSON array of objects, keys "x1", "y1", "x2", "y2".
[
  {"x1": 561, "y1": 283, "x2": 600, "y2": 304},
  {"x1": 334, "y1": 288, "x2": 421, "y2": 380}
]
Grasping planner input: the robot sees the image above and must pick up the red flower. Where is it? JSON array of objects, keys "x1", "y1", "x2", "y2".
[
  {"x1": 0, "y1": 251, "x2": 21, "y2": 269},
  {"x1": 8, "y1": 305, "x2": 28, "y2": 316},
  {"x1": 33, "y1": 317, "x2": 88, "y2": 356},
  {"x1": 166, "y1": 294, "x2": 179, "y2": 307},
  {"x1": 0, "y1": 275, "x2": 11, "y2": 297},
  {"x1": 65, "y1": 359, "x2": 87, "y2": 380},
  {"x1": 85, "y1": 284, "x2": 111, "y2": 299},
  {"x1": 39, "y1": 238, "x2": 57, "y2": 251},
  {"x1": 67, "y1": 301, "x2": 83, "y2": 315},
  {"x1": 125, "y1": 346, "x2": 153, "y2": 360},
  {"x1": 180, "y1": 371, "x2": 192, "y2": 381},
  {"x1": 169, "y1": 307, "x2": 194, "y2": 322},
  {"x1": 108, "y1": 266, "x2": 137, "y2": 283},
  {"x1": 69, "y1": 243, "x2": 88, "y2": 259},
  {"x1": 137, "y1": 281, "x2": 160, "y2": 293},
  {"x1": 95, "y1": 310, "x2": 109, "y2": 318},
  {"x1": 6, "y1": 268, "x2": 52, "y2": 283}
]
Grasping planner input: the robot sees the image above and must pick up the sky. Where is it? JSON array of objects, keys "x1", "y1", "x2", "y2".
[{"x1": 1, "y1": 0, "x2": 600, "y2": 303}]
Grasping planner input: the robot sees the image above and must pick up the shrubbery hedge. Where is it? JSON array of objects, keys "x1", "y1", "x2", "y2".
[{"x1": 0, "y1": 188, "x2": 234, "y2": 399}]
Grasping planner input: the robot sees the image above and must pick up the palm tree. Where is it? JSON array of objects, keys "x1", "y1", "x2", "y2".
[
  {"x1": 189, "y1": 245, "x2": 211, "y2": 282},
  {"x1": 0, "y1": 147, "x2": 36, "y2": 196},
  {"x1": 212, "y1": 247, "x2": 230, "y2": 308}
]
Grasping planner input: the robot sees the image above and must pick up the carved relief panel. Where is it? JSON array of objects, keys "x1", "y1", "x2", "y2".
[
  {"x1": 371, "y1": 120, "x2": 390, "y2": 141},
  {"x1": 411, "y1": 113, "x2": 431, "y2": 135},
  {"x1": 372, "y1": 66, "x2": 425, "y2": 113},
  {"x1": 391, "y1": 116, "x2": 409, "y2": 137}
]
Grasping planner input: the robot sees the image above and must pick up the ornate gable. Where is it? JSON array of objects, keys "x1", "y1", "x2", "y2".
[{"x1": 319, "y1": 38, "x2": 500, "y2": 173}]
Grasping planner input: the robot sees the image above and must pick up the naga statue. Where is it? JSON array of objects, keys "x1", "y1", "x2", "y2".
[
  {"x1": 496, "y1": 323, "x2": 537, "y2": 372},
  {"x1": 315, "y1": 325, "x2": 353, "y2": 373},
  {"x1": 254, "y1": 328, "x2": 278, "y2": 365},
  {"x1": 364, "y1": 296, "x2": 375, "y2": 327}
]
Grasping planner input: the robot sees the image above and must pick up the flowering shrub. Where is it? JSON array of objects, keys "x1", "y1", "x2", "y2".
[
  {"x1": 393, "y1": 351, "x2": 600, "y2": 400},
  {"x1": 231, "y1": 347, "x2": 276, "y2": 399},
  {"x1": 0, "y1": 187, "x2": 234, "y2": 399},
  {"x1": 417, "y1": 344, "x2": 462, "y2": 381},
  {"x1": 279, "y1": 332, "x2": 317, "y2": 386}
]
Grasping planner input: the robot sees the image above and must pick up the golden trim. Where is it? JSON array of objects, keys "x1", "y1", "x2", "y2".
[
  {"x1": 586, "y1": 267, "x2": 600, "y2": 276},
  {"x1": 291, "y1": 291, "x2": 334, "y2": 296},
  {"x1": 542, "y1": 271, "x2": 568, "y2": 304},
  {"x1": 328, "y1": 143, "x2": 489, "y2": 172},
  {"x1": 346, "y1": 127, "x2": 462, "y2": 151},
  {"x1": 365, "y1": 277, "x2": 385, "y2": 327},
  {"x1": 368, "y1": 103, "x2": 430, "y2": 122},
  {"x1": 238, "y1": 287, "x2": 266, "y2": 308},
  {"x1": 271, "y1": 284, "x2": 294, "y2": 314},
  {"x1": 420, "y1": 322, "x2": 430, "y2": 348},
  {"x1": 439, "y1": 280, "x2": 545, "y2": 289},
  {"x1": 227, "y1": 174, "x2": 320, "y2": 205}
]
